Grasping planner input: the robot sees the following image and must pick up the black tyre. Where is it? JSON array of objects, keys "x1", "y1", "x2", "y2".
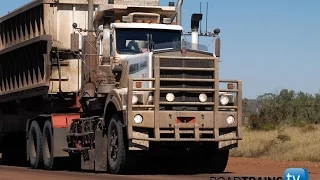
[
  {"x1": 209, "y1": 149, "x2": 229, "y2": 173},
  {"x1": 42, "y1": 121, "x2": 55, "y2": 170},
  {"x1": 107, "y1": 113, "x2": 136, "y2": 174},
  {"x1": 193, "y1": 144, "x2": 229, "y2": 173},
  {"x1": 28, "y1": 121, "x2": 43, "y2": 169}
]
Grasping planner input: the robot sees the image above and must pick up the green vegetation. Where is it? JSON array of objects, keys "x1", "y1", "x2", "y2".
[
  {"x1": 231, "y1": 89, "x2": 320, "y2": 162},
  {"x1": 242, "y1": 89, "x2": 320, "y2": 130}
]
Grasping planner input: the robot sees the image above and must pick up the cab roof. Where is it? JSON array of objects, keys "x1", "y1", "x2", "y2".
[{"x1": 111, "y1": 23, "x2": 183, "y2": 31}]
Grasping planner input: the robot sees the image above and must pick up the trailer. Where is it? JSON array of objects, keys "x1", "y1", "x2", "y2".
[{"x1": 0, "y1": 0, "x2": 243, "y2": 174}]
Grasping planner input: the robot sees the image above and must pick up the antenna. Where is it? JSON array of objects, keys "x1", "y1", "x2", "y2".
[
  {"x1": 206, "y1": 1, "x2": 208, "y2": 35},
  {"x1": 200, "y1": 2, "x2": 202, "y2": 35}
]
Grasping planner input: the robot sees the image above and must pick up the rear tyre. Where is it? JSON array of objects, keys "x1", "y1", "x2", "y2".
[
  {"x1": 107, "y1": 113, "x2": 136, "y2": 174},
  {"x1": 42, "y1": 121, "x2": 55, "y2": 170},
  {"x1": 28, "y1": 121, "x2": 43, "y2": 169}
]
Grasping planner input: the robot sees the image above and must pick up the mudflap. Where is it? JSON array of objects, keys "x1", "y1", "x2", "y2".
[
  {"x1": 53, "y1": 127, "x2": 70, "y2": 157},
  {"x1": 80, "y1": 149, "x2": 95, "y2": 171},
  {"x1": 93, "y1": 127, "x2": 108, "y2": 172},
  {"x1": 79, "y1": 126, "x2": 108, "y2": 171}
]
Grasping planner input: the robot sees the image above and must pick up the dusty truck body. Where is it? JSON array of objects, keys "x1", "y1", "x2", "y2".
[{"x1": 0, "y1": 0, "x2": 242, "y2": 174}]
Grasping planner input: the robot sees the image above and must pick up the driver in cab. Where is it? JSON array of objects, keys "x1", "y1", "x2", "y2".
[{"x1": 117, "y1": 38, "x2": 148, "y2": 54}]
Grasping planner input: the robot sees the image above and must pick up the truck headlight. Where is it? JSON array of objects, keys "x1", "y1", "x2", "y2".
[
  {"x1": 133, "y1": 114, "x2": 143, "y2": 124},
  {"x1": 226, "y1": 115, "x2": 235, "y2": 125},
  {"x1": 166, "y1": 93, "x2": 175, "y2": 102},
  {"x1": 199, "y1": 93, "x2": 207, "y2": 102},
  {"x1": 220, "y1": 95, "x2": 229, "y2": 105},
  {"x1": 132, "y1": 95, "x2": 139, "y2": 105}
]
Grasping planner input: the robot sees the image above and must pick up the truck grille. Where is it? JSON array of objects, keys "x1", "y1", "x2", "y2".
[{"x1": 159, "y1": 58, "x2": 214, "y2": 111}]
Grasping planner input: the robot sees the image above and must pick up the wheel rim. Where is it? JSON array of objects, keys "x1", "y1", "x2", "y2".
[{"x1": 109, "y1": 123, "x2": 118, "y2": 163}]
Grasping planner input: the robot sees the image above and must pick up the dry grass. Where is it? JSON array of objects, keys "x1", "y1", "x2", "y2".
[{"x1": 230, "y1": 125, "x2": 320, "y2": 162}]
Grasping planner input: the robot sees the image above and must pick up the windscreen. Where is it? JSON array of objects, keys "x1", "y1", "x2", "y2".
[{"x1": 115, "y1": 28, "x2": 182, "y2": 54}]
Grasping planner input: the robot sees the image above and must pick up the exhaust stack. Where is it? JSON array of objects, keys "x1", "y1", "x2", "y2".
[
  {"x1": 191, "y1": 28, "x2": 198, "y2": 50},
  {"x1": 82, "y1": 0, "x2": 97, "y2": 97},
  {"x1": 176, "y1": 0, "x2": 183, "y2": 25},
  {"x1": 191, "y1": 13, "x2": 203, "y2": 50},
  {"x1": 88, "y1": 0, "x2": 93, "y2": 34}
]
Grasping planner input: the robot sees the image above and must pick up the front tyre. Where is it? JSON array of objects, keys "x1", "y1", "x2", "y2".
[
  {"x1": 208, "y1": 149, "x2": 229, "y2": 173},
  {"x1": 194, "y1": 144, "x2": 229, "y2": 173},
  {"x1": 107, "y1": 113, "x2": 136, "y2": 174}
]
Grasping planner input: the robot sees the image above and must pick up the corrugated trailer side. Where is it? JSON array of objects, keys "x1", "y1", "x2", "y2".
[
  {"x1": 0, "y1": 0, "x2": 104, "y2": 163},
  {"x1": 0, "y1": 0, "x2": 105, "y2": 100}
]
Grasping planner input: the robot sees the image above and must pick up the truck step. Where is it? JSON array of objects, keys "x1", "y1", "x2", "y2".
[
  {"x1": 61, "y1": 147, "x2": 90, "y2": 152},
  {"x1": 66, "y1": 132, "x2": 94, "y2": 136},
  {"x1": 71, "y1": 116, "x2": 100, "y2": 122},
  {"x1": 51, "y1": 61, "x2": 69, "y2": 66}
]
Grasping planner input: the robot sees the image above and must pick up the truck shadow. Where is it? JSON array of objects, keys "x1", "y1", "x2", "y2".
[
  {"x1": 0, "y1": 155, "x2": 232, "y2": 175},
  {"x1": 0, "y1": 158, "x2": 29, "y2": 167},
  {"x1": 121, "y1": 154, "x2": 233, "y2": 175}
]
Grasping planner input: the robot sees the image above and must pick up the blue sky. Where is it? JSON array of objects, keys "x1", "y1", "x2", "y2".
[{"x1": 1, "y1": 0, "x2": 320, "y2": 98}]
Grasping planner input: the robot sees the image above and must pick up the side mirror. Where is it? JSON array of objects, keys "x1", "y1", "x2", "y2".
[
  {"x1": 214, "y1": 28, "x2": 221, "y2": 57},
  {"x1": 215, "y1": 37, "x2": 220, "y2": 57}
]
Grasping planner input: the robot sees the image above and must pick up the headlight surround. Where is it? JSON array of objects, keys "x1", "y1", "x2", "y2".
[
  {"x1": 220, "y1": 95, "x2": 229, "y2": 105},
  {"x1": 199, "y1": 93, "x2": 207, "y2": 102},
  {"x1": 166, "y1": 93, "x2": 175, "y2": 102},
  {"x1": 133, "y1": 114, "x2": 143, "y2": 124}
]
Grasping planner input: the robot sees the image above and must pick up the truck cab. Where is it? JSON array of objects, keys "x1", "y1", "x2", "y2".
[
  {"x1": 94, "y1": 3, "x2": 184, "y2": 57},
  {"x1": 84, "y1": 1, "x2": 242, "y2": 174}
]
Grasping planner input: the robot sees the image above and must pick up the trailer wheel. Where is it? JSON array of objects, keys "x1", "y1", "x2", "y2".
[
  {"x1": 42, "y1": 121, "x2": 55, "y2": 170},
  {"x1": 107, "y1": 113, "x2": 136, "y2": 174},
  {"x1": 28, "y1": 121, "x2": 43, "y2": 169}
]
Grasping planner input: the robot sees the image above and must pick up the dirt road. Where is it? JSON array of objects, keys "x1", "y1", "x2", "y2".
[{"x1": 0, "y1": 157, "x2": 319, "y2": 180}]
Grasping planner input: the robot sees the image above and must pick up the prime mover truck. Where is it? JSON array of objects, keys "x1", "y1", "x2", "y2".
[{"x1": 0, "y1": 0, "x2": 242, "y2": 174}]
